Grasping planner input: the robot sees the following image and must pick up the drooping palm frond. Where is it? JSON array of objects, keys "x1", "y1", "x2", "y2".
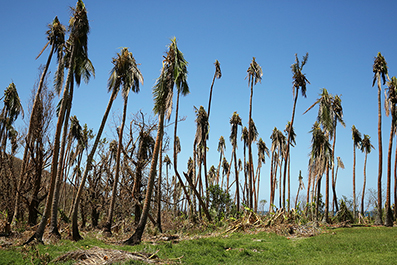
[
  {"x1": 372, "y1": 52, "x2": 389, "y2": 87},
  {"x1": 284, "y1": 121, "x2": 296, "y2": 147},
  {"x1": 214, "y1": 60, "x2": 222, "y2": 79},
  {"x1": 229, "y1": 111, "x2": 242, "y2": 145},
  {"x1": 291, "y1": 53, "x2": 310, "y2": 98},
  {"x1": 257, "y1": 138, "x2": 270, "y2": 165},
  {"x1": 351, "y1": 125, "x2": 362, "y2": 149},
  {"x1": 246, "y1": 57, "x2": 263, "y2": 86},
  {"x1": 360, "y1": 134, "x2": 375, "y2": 154}
]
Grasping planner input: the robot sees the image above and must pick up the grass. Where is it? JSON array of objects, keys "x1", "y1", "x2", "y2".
[{"x1": 1, "y1": 226, "x2": 396, "y2": 264}]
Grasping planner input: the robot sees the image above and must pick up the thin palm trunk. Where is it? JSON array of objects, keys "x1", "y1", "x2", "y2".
[
  {"x1": 385, "y1": 104, "x2": 394, "y2": 226},
  {"x1": 104, "y1": 95, "x2": 128, "y2": 235},
  {"x1": 156, "y1": 139, "x2": 163, "y2": 233},
  {"x1": 331, "y1": 121, "x2": 338, "y2": 213},
  {"x1": 49, "y1": 81, "x2": 74, "y2": 237},
  {"x1": 361, "y1": 152, "x2": 368, "y2": 216},
  {"x1": 283, "y1": 88, "x2": 298, "y2": 210},
  {"x1": 375, "y1": 73, "x2": 383, "y2": 225},
  {"x1": 233, "y1": 142, "x2": 239, "y2": 212},
  {"x1": 324, "y1": 163, "x2": 329, "y2": 223},
  {"x1": 25, "y1": 46, "x2": 76, "y2": 245},
  {"x1": 72, "y1": 88, "x2": 117, "y2": 241},
  {"x1": 248, "y1": 81, "x2": 254, "y2": 209},
  {"x1": 353, "y1": 141, "x2": 357, "y2": 220}
]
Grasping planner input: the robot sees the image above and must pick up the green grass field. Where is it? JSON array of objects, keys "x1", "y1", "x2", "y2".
[{"x1": 1, "y1": 226, "x2": 396, "y2": 264}]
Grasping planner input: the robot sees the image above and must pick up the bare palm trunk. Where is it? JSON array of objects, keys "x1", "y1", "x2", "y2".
[
  {"x1": 104, "y1": 96, "x2": 128, "y2": 235},
  {"x1": 233, "y1": 143, "x2": 240, "y2": 212},
  {"x1": 25, "y1": 47, "x2": 75, "y2": 245},
  {"x1": 361, "y1": 152, "x2": 368, "y2": 216},
  {"x1": 353, "y1": 142, "x2": 357, "y2": 220},
  {"x1": 49, "y1": 81, "x2": 74, "y2": 237},
  {"x1": 385, "y1": 104, "x2": 394, "y2": 227},
  {"x1": 283, "y1": 88, "x2": 299, "y2": 210},
  {"x1": 156, "y1": 139, "x2": 163, "y2": 233},
  {"x1": 248, "y1": 81, "x2": 254, "y2": 209},
  {"x1": 323, "y1": 163, "x2": 329, "y2": 223},
  {"x1": 375, "y1": 74, "x2": 383, "y2": 225},
  {"x1": 72, "y1": 88, "x2": 117, "y2": 241},
  {"x1": 331, "y1": 121, "x2": 338, "y2": 214}
]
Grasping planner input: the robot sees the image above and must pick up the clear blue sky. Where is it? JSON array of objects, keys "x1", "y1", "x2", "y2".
[{"x1": 1, "y1": 0, "x2": 397, "y2": 209}]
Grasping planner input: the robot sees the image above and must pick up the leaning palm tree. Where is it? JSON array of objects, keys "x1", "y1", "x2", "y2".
[
  {"x1": 124, "y1": 38, "x2": 196, "y2": 245},
  {"x1": 71, "y1": 47, "x2": 142, "y2": 241},
  {"x1": 372, "y1": 52, "x2": 389, "y2": 225},
  {"x1": 295, "y1": 170, "x2": 305, "y2": 209},
  {"x1": 229, "y1": 111, "x2": 242, "y2": 211},
  {"x1": 246, "y1": 57, "x2": 262, "y2": 209},
  {"x1": 241, "y1": 126, "x2": 248, "y2": 202},
  {"x1": 283, "y1": 53, "x2": 310, "y2": 211},
  {"x1": 103, "y1": 48, "x2": 143, "y2": 236},
  {"x1": 25, "y1": 0, "x2": 91, "y2": 244},
  {"x1": 332, "y1": 156, "x2": 345, "y2": 212},
  {"x1": 351, "y1": 125, "x2": 362, "y2": 220},
  {"x1": 13, "y1": 17, "x2": 65, "y2": 227},
  {"x1": 384, "y1": 76, "x2": 397, "y2": 226},
  {"x1": 269, "y1": 127, "x2": 286, "y2": 211},
  {"x1": 360, "y1": 134, "x2": 374, "y2": 216}
]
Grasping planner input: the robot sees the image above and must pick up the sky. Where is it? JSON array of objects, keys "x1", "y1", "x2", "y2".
[{"x1": 1, "y1": 0, "x2": 397, "y2": 210}]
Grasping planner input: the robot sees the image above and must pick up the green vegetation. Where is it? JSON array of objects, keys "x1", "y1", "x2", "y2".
[{"x1": 1, "y1": 227, "x2": 396, "y2": 264}]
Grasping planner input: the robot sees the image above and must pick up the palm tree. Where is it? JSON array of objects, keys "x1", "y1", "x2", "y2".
[
  {"x1": 207, "y1": 60, "x2": 221, "y2": 118},
  {"x1": 384, "y1": 76, "x2": 397, "y2": 226},
  {"x1": 13, "y1": 17, "x2": 65, "y2": 227},
  {"x1": 351, "y1": 125, "x2": 362, "y2": 220},
  {"x1": 71, "y1": 47, "x2": 141, "y2": 241},
  {"x1": 256, "y1": 138, "x2": 269, "y2": 212},
  {"x1": 372, "y1": 52, "x2": 389, "y2": 225},
  {"x1": 246, "y1": 57, "x2": 262, "y2": 209},
  {"x1": 24, "y1": 0, "x2": 92, "y2": 245},
  {"x1": 124, "y1": 38, "x2": 193, "y2": 245},
  {"x1": 103, "y1": 48, "x2": 143, "y2": 236},
  {"x1": 171, "y1": 37, "x2": 189, "y2": 217},
  {"x1": 229, "y1": 111, "x2": 242, "y2": 211},
  {"x1": 360, "y1": 134, "x2": 374, "y2": 216},
  {"x1": 216, "y1": 136, "x2": 226, "y2": 185},
  {"x1": 283, "y1": 53, "x2": 309, "y2": 211}
]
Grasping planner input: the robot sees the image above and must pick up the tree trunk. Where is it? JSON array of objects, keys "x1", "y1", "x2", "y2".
[
  {"x1": 233, "y1": 142, "x2": 240, "y2": 212},
  {"x1": 283, "y1": 88, "x2": 299, "y2": 210},
  {"x1": 248, "y1": 81, "x2": 254, "y2": 209},
  {"x1": 375, "y1": 73, "x2": 383, "y2": 225},
  {"x1": 25, "y1": 46, "x2": 75, "y2": 245},
  {"x1": 71, "y1": 88, "x2": 117, "y2": 241},
  {"x1": 353, "y1": 143, "x2": 356, "y2": 220},
  {"x1": 50, "y1": 80, "x2": 74, "y2": 237},
  {"x1": 104, "y1": 95, "x2": 128, "y2": 236},
  {"x1": 361, "y1": 153, "x2": 368, "y2": 216},
  {"x1": 385, "y1": 104, "x2": 394, "y2": 227},
  {"x1": 156, "y1": 139, "x2": 163, "y2": 233},
  {"x1": 323, "y1": 163, "x2": 329, "y2": 223}
]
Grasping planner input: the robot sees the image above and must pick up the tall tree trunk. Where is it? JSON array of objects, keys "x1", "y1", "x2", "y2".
[
  {"x1": 71, "y1": 88, "x2": 117, "y2": 241},
  {"x1": 104, "y1": 95, "x2": 128, "y2": 235},
  {"x1": 12, "y1": 45, "x2": 55, "y2": 227},
  {"x1": 283, "y1": 88, "x2": 299, "y2": 210},
  {"x1": 385, "y1": 104, "x2": 394, "y2": 227},
  {"x1": 233, "y1": 142, "x2": 240, "y2": 212},
  {"x1": 156, "y1": 139, "x2": 163, "y2": 233},
  {"x1": 361, "y1": 152, "x2": 368, "y2": 216},
  {"x1": 248, "y1": 81, "x2": 254, "y2": 209},
  {"x1": 323, "y1": 163, "x2": 329, "y2": 223},
  {"x1": 375, "y1": 73, "x2": 383, "y2": 225},
  {"x1": 331, "y1": 121, "x2": 338, "y2": 214},
  {"x1": 353, "y1": 143, "x2": 356, "y2": 220},
  {"x1": 394, "y1": 139, "x2": 397, "y2": 219},
  {"x1": 25, "y1": 46, "x2": 75, "y2": 245},
  {"x1": 50, "y1": 81, "x2": 74, "y2": 237}
]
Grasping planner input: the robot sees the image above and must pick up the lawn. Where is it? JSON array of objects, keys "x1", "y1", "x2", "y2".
[{"x1": 0, "y1": 226, "x2": 396, "y2": 264}]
